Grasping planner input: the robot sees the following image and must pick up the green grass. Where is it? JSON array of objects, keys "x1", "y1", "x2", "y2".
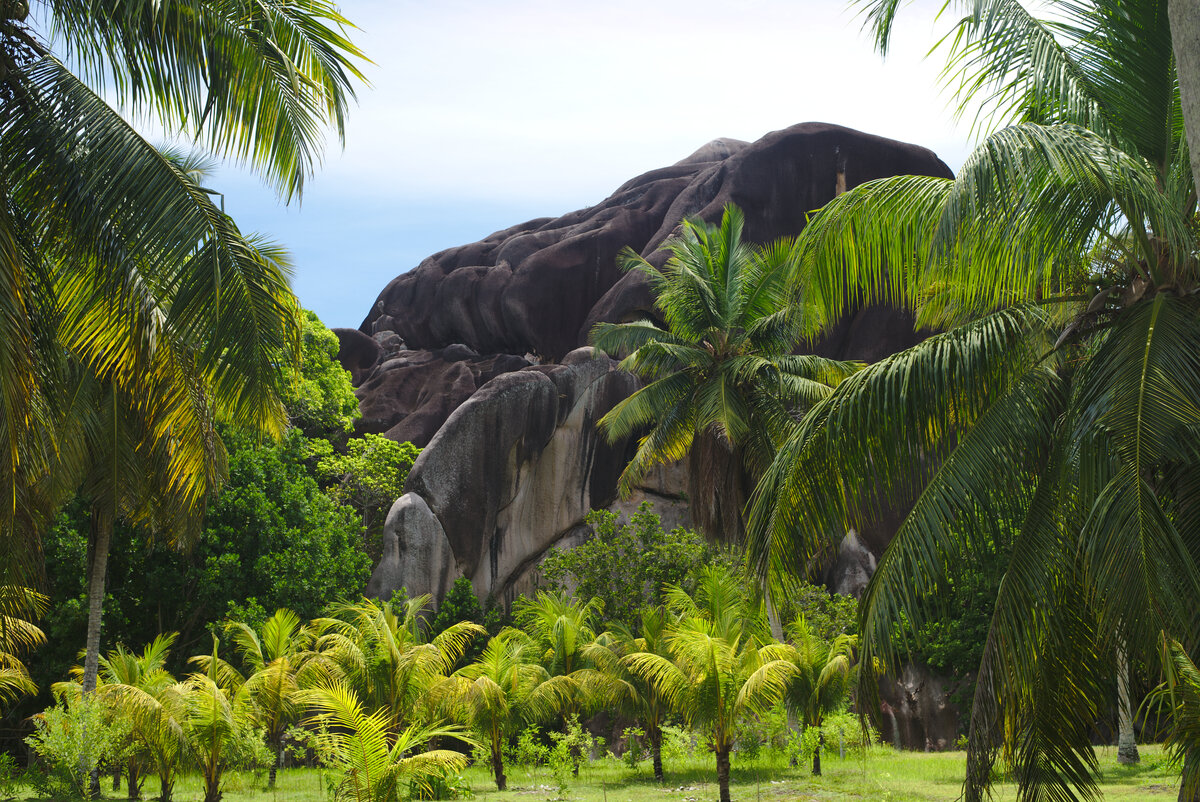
[{"x1": 9, "y1": 745, "x2": 1184, "y2": 801}]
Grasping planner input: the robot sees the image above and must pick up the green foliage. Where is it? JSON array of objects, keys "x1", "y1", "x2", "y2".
[
  {"x1": 313, "y1": 434, "x2": 420, "y2": 559},
  {"x1": 285, "y1": 311, "x2": 361, "y2": 440},
  {"x1": 781, "y1": 582, "x2": 858, "y2": 641},
  {"x1": 307, "y1": 682, "x2": 472, "y2": 802},
  {"x1": 26, "y1": 694, "x2": 132, "y2": 798},
  {"x1": 35, "y1": 430, "x2": 372, "y2": 682},
  {"x1": 538, "y1": 503, "x2": 707, "y2": 631}
]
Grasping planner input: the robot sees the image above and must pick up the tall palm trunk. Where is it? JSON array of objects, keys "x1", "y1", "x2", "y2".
[
  {"x1": 82, "y1": 504, "x2": 113, "y2": 799},
  {"x1": 813, "y1": 730, "x2": 823, "y2": 776},
  {"x1": 715, "y1": 746, "x2": 732, "y2": 802},
  {"x1": 1170, "y1": 0, "x2": 1200, "y2": 194},
  {"x1": 81, "y1": 505, "x2": 113, "y2": 694}
]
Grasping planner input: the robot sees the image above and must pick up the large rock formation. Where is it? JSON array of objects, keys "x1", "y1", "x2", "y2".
[
  {"x1": 343, "y1": 121, "x2": 959, "y2": 751},
  {"x1": 346, "y1": 120, "x2": 953, "y2": 602}
]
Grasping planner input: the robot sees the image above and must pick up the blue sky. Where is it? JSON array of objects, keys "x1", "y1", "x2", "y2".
[{"x1": 210, "y1": 0, "x2": 976, "y2": 330}]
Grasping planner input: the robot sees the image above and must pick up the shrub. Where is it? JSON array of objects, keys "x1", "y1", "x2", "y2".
[{"x1": 26, "y1": 694, "x2": 132, "y2": 799}]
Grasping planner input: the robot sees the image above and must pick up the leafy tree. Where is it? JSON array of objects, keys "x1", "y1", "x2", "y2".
[
  {"x1": 285, "y1": 311, "x2": 360, "y2": 440},
  {"x1": 312, "y1": 434, "x2": 420, "y2": 559},
  {"x1": 539, "y1": 503, "x2": 707, "y2": 632},
  {"x1": 590, "y1": 204, "x2": 858, "y2": 541},
  {"x1": 624, "y1": 566, "x2": 792, "y2": 802},
  {"x1": 750, "y1": 3, "x2": 1200, "y2": 800},
  {"x1": 779, "y1": 617, "x2": 857, "y2": 776}
]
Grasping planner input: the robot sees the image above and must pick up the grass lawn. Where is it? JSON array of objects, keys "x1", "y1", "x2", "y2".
[{"x1": 11, "y1": 745, "x2": 1183, "y2": 801}]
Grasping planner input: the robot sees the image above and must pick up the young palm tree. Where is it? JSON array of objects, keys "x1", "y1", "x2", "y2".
[
  {"x1": 779, "y1": 617, "x2": 857, "y2": 776},
  {"x1": 514, "y1": 590, "x2": 610, "y2": 774},
  {"x1": 314, "y1": 596, "x2": 484, "y2": 737},
  {"x1": 307, "y1": 681, "x2": 474, "y2": 802},
  {"x1": 585, "y1": 606, "x2": 677, "y2": 782},
  {"x1": 58, "y1": 633, "x2": 181, "y2": 800},
  {"x1": 440, "y1": 629, "x2": 571, "y2": 791},
  {"x1": 222, "y1": 609, "x2": 333, "y2": 788},
  {"x1": 624, "y1": 567, "x2": 793, "y2": 802},
  {"x1": 590, "y1": 203, "x2": 858, "y2": 540},
  {"x1": 750, "y1": 3, "x2": 1200, "y2": 800}
]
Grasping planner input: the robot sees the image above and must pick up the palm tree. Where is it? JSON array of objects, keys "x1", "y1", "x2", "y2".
[
  {"x1": 307, "y1": 681, "x2": 474, "y2": 802},
  {"x1": 514, "y1": 590, "x2": 610, "y2": 774},
  {"x1": 1, "y1": 0, "x2": 364, "y2": 546},
  {"x1": 185, "y1": 640, "x2": 256, "y2": 802},
  {"x1": 590, "y1": 203, "x2": 858, "y2": 541},
  {"x1": 2, "y1": 0, "x2": 364, "y2": 714},
  {"x1": 0, "y1": 583, "x2": 45, "y2": 707},
  {"x1": 749, "y1": 3, "x2": 1200, "y2": 800},
  {"x1": 624, "y1": 566, "x2": 793, "y2": 802},
  {"x1": 440, "y1": 629, "x2": 571, "y2": 791},
  {"x1": 779, "y1": 617, "x2": 857, "y2": 776},
  {"x1": 223, "y1": 609, "x2": 333, "y2": 788},
  {"x1": 585, "y1": 606, "x2": 677, "y2": 782},
  {"x1": 314, "y1": 596, "x2": 484, "y2": 737}
]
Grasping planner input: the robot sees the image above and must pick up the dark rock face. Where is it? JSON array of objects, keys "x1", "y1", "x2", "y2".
[
  {"x1": 878, "y1": 664, "x2": 963, "y2": 752},
  {"x1": 352, "y1": 122, "x2": 950, "y2": 450},
  {"x1": 351, "y1": 345, "x2": 531, "y2": 447},
  {"x1": 368, "y1": 349, "x2": 641, "y2": 606}
]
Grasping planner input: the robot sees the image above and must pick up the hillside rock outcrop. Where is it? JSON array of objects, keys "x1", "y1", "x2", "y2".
[{"x1": 347, "y1": 120, "x2": 952, "y2": 603}]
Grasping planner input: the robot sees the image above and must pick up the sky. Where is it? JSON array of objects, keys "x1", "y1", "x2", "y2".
[{"x1": 210, "y1": 0, "x2": 978, "y2": 330}]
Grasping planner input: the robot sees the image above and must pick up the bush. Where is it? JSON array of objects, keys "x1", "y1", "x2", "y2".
[{"x1": 26, "y1": 694, "x2": 132, "y2": 799}]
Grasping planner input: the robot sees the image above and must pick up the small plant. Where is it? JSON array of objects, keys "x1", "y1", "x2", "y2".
[
  {"x1": 0, "y1": 753, "x2": 20, "y2": 799},
  {"x1": 620, "y1": 726, "x2": 646, "y2": 770}
]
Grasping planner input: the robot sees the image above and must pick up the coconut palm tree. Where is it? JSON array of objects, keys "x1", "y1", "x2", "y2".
[
  {"x1": 749, "y1": 3, "x2": 1200, "y2": 800},
  {"x1": 314, "y1": 596, "x2": 484, "y2": 737},
  {"x1": 307, "y1": 681, "x2": 474, "y2": 802},
  {"x1": 440, "y1": 629, "x2": 571, "y2": 791},
  {"x1": 222, "y1": 609, "x2": 333, "y2": 788},
  {"x1": 514, "y1": 590, "x2": 611, "y2": 774},
  {"x1": 58, "y1": 633, "x2": 181, "y2": 800},
  {"x1": 1, "y1": 0, "x2": 365, "y2": 559},
  {"x1": 585, "y1": 606, "x2": 677, "y2": 782},
  {"x1": 0, "y1": 583, "x2": 45, "y2": 707},
  {"x1": 590, "y1": 203, "x2": 859, "y2": 541},
  {"x1": 624, "y1": 566, "x2": 793, "y2": 802},
  {"x1": 779, "y1": 617, "x2": 857, "y2": 776}
]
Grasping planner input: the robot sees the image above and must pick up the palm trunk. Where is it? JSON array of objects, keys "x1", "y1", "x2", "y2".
[
  {"x1": 812, "y1": 731, "x2": 823, "y2": 776},
  {"x1": 1169, "y1": 0, "x2": 1200, "y2": 198},
  {"x1": 83, "y1": 506, "x2": 113, "y2": 800},
  {"x1": 268, "y1": 741, "x2": 283, "y2": 788},
  {"x1": 127, "y1": 761, "x2": 141, "y2": 800},
  {"x1": 158, "y1": 773, "x2": 173, "y2": 802},
  {"x1": 82, "y1": 507, "x2": 112, "y2": 693},
  {"x1": 203, "y1": 770, "x2": 222, "y2": 802},
  {"x1": 649, "y1": 724, "x2": 663, "y2": 783},
  {"x1": 113, "y1": 763, "x2": 122, "y2": 791},
  {"x1": 491, "y1": 742, "x2": 507, "y2": 791},
  {"x1": 1116, "y1": 645, "x2": 1139, "y2": 764},
  {"x1": 715, "y1": 746, "x2": 731, "y2": 802}
]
